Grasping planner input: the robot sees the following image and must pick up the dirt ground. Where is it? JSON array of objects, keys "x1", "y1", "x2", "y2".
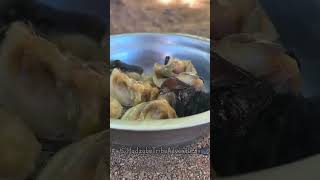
[
  {"x1": 110, "y1": 0, "x2": 211, "y2": 179},
  {"x1": 110, "y1": 0, "x2": 210, "y2": 37}
]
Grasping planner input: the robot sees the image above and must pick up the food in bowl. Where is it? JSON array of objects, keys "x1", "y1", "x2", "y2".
[
  {"x1": 213, "y1": 0, "x2": 320, "y2": 177},
  {"x1": 110, "y1": 56, "x2": 210, "y2": 120}
]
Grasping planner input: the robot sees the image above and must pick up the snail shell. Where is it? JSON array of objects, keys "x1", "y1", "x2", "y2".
[
  {"x1": 110, "y1": 68, "x2": 159, "y2": 107},
  {"x1": 121, "y1": 99, "x2": 177, "y2": 120},
  {"x1": 110, "y1": 96, "x2": 123, "y2": 119},
  {"x1": 153, "y1": 58, "x2": 203, "y2": 90},
  {"x1": 216, "y1": 33, "x2": 301, "y2": 95}
]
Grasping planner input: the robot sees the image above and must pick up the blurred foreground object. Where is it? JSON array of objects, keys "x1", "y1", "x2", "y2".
[
  {"x1": 37, "y1": 130, "x2": 108, "y2": 180},
  {"x1": 213, "y1": 0, "x2": 278, "y2": 41},
  {"x1": 0, "y1": 107, "x2": 41, "y2": 180},
  {"x1": 259, "y1": 0, "x2": 320, "y2": 97},
  {"x1": 0, "y1": 22, "x2": 107, "y2": 141}
]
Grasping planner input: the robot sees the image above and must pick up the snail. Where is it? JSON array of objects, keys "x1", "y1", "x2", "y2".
[
  {"x1": 110, "y1": 68, "x2": 159, "y2": 107},
  {"x1": 121, "y1": 99, "x2": 177, "y2": 120},
  {"x1": 216, "y1": 33, "x2": 301, "y2": 95}
]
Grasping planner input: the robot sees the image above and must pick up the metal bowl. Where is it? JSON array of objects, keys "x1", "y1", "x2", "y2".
[{"x1": 110, "y1": 33, "x2": 210, "y2": 146}]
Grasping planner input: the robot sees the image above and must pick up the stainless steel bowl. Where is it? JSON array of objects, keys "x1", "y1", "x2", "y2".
[{"x1": 110, "y1": 33, "x2": 210, "y2": 146}]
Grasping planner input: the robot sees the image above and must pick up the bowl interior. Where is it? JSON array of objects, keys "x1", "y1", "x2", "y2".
[
  {"x1": 110, "y1": 33, "x2": 211, "y2": 92},
  {"x1": 110, "y1": 33, "x2": 211, "y2": 130}
]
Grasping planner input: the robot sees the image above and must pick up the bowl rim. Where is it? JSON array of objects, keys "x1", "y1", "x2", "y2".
[
  {"x1": 110, "y1": 33, "x2": 210, "y2": 131},
  {"x1": 110, "y1": 111, "x2": 210, "y2": 131},
  {"x1": 110, "y1": 32, "x2": 210, "y2": 42}
]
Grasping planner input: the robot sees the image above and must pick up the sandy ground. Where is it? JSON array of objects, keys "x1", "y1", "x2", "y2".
[
  {"x1": 110, "y1": 135, "x2": 210, "y2": 179},
  {"x1": 111, "y1": 0, "x2": 210, "y2": 37},
  {"x1": 110, "y1": 0, "x2": 211, "y2": 179}
]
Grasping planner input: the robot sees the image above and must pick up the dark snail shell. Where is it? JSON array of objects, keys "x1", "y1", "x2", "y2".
[
  {"x1": 212, "y1": 52, "x2": 320, "y2": 176},
  {"x1": 110, "y1": 60, "x2": 143, "y2": 74},
  {"x1": 159, "y1": 77, "x2": 209, "y2": 117},
  {"x1": 212, "y1": 51, "x2": 275, "y2": 137},
  {"x1": 212, "y1": 51, "x2": 274, "y2": 175}
]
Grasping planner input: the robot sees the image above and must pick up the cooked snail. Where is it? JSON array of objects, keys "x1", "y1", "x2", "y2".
[
  {"x1": 216, "y1": 33, "x2": 301, "y2": 95},
  {"x1": 110, "y1": 68, "x2": 159, "y2": 107},
  {"x1": 110, "y1": 57, "x2": 209, "y2": 120},
  {"x1": 110, "y1": 96, "x2": 123, "y2": 119},
  {"x1": 153, "y1": 57, "x2": 203, "y2": 90},
  {"x1": 110, "y1": 60, "x2": 144, "y2": 74},
  {"x1": 159, "y1": 77, "x2": 209, "y2": 117},
  {"x1": 121, "y1": 99, "x2": 177, "y2": 120}
]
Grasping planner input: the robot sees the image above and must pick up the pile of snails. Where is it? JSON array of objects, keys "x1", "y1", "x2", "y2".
[{"x1": 110, "y1": 57, "x2": 210, "y2": 120}]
